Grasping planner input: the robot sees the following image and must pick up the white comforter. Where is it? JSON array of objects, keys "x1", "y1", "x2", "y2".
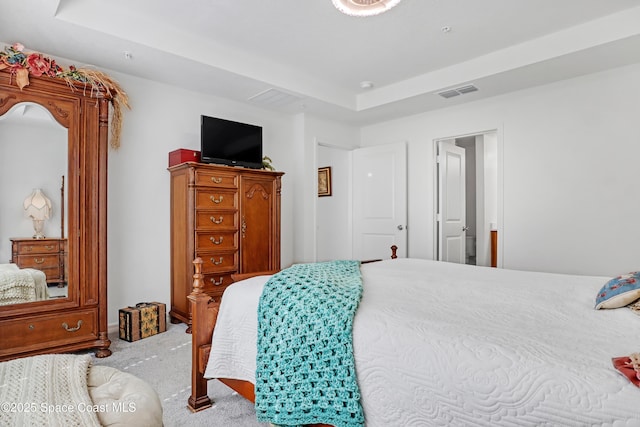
[{"x1": 205, "y1": 259, "x2": 640, "y2": 426}]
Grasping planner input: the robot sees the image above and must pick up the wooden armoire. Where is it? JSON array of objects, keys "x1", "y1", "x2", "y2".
[
  {"x1": 0, "y1": 69, "x2": 111, "y2": 360},
  {"x1": 168, "y1": 162, "x2": 283, "y2": 331}
]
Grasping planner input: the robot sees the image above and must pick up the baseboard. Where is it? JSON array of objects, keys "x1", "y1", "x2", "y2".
[{"x1": 107, "y1": 322, "x2": 119, "y2": 336}]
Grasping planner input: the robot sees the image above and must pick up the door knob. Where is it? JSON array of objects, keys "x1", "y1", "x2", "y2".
[
  {"x1": 462, "y1": 225, "x2": 469, "y2": 231},
  {"x1": 397, "y1": 225, "x2": 404, "y2": 230}
]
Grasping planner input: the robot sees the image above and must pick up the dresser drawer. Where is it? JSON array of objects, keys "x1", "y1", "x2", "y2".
[
  {"x1": 195, "y1": 231, "x2": 238, "y2": 251},
  {"x1": 200, "y1": 251, "x2": 238, "y2": 273},
  {"x1": 16, "y1": 255, "x2": 62, "y2": 281},
  {"x1": 14, "y1": 240, "x2": 60, "y2": 254},
  {"x1": 195, "y1": 211, "x2": 237, "y2": 230},
  {"x1": 203, "y1": 272, "x2": 235, "y2": 296},
  {"x1": 195, "y1": 190, "x2": 238, "y2": 210},
  {"x1": 31, "y1": 266, "x2": 62, "y2": 282},
  {"x1": 0, "y1": 310, "x2": 97, "y2": 354},
  {"x1": 16, "y1": 254, "x2": 60, "y2": 269},
  {"x1": 195, "y1": 169, "x2": 238, "y2": 188}
]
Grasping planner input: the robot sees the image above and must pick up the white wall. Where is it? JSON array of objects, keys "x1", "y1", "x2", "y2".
[
  {"x1": 5, "y1": 51, "x2": 639, "y2": 325},
  {"x1": 361, "y1": 62, "x2": 640, "y2": 277},
  {"x1": 106, "y1": 59, "x2": 639, "y2": 322},
  {"x1": 0, "y1": 50, "x2": 303, "y2": 325},
  {"x1": 316, "y1": 145, "x2": 352, "y2": 261},
  {"x1": 102, "y1": 71, "x2": 298, "y2": 325},
  {"x1": 293, "y1": 114, "x2": 359, "y2": 263},
  {"x1": 0, "y1": 114, "x2": 67, "y2": 262}
]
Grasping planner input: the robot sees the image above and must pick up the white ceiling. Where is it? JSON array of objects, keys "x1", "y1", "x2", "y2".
[{"x1": 2, "y1": 0, "x2": 640, "y2": 125}]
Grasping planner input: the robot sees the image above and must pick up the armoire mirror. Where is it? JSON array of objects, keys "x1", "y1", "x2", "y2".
[
  {"x1": 0, "y1": 102, "x2": 69, "y2": 304},
  {"x1": 0, "y1": 66, "x2": 112, "y2": 360}
]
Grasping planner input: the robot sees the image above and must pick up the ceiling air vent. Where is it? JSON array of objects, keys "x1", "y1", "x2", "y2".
[
  {"x1": 437, "y1": 89, "x2": 460, "y2": 99},
  {"x1": 248, "y1": 88, "x2": 302, "y2": 108},
  {"x1": 437, "y1": 84, "x2": 479, "y2": 99},
  {"x1": 456, "y1": 85, "x2": 478, "y2": 94}
]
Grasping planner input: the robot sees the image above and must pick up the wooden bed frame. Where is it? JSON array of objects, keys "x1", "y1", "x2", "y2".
[{"x1": 187, "y1": 245, "x2": 399, "y2": 424}]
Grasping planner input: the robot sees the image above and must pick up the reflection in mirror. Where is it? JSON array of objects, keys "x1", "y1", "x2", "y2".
[{"x1": 0, "y1": 102, "x2": 68, "y2": 305}]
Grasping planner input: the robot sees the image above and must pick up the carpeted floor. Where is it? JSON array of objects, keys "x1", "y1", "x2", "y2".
[{"x1": 90, "y1": 323, "x2": 268, "y2": 427}]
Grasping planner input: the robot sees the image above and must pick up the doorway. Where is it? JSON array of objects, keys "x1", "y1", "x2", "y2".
[
  {"x1": 435, "y1": 131, "x2": 498, "y2": 266},
  {"x1": 315, "y1": 142, "x2": 408, "y2": 262}
]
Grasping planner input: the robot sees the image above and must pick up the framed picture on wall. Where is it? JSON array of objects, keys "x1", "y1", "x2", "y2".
[{"x1": 318, "y1": 166, "x2": 332, "y2": 197}]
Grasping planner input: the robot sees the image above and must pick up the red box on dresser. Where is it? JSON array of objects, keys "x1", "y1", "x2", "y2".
[{"x1": 169, "y1": 149, "x2": 201, "y2": 167}]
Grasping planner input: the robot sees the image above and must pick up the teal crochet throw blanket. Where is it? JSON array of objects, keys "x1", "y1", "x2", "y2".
[{"x1": 255, "y1": 260, "x2": 365, "y2": 427}]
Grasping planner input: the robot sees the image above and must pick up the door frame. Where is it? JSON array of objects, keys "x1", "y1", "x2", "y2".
[
  {"x1": 313, "y1": 139, "x2": 408, "y2": 262},
  {"x1": 433, "y1": 129, "x2": 504, "y2": 267}
]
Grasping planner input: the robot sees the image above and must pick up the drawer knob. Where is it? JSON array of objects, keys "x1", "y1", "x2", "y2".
[
  {"x1": 210, "y1": 216, "x2": 223, "y2": 224},
  {"x1": 211, "y1": 257, "x2": 224, "y2": 265},
  {"x1": 29, "y1": 324, "x2": 35, "y2": 330},
  {"x1": 33, "y1": 258, "x2": 45, "y2": 264},
  {"x1": 210, "y1": 277, "x2": 224, "y2": 286},
  {"x1": 62, "y1": 320, "x2": 83, "y2": 332},
  {"x1": 209, "y1": 195, "x2": 224, "y2": 204},
  {"x1": 45, "y1": 245, "x2": 55, "y2": 250},
  {"x1": 209, "y1": 236, "x2": 223, "y2": 245},
  {"x1": 211, "y1": 177, "x2": 223, "y2": 184}
]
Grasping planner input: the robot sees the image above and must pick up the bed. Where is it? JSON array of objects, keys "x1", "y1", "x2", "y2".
[
  {"x1": 0, "y1": 263, "x2": 48, "y2": 305},
  {"x1": 188, "y1": 255, "x2": 640, "y2": 425}
]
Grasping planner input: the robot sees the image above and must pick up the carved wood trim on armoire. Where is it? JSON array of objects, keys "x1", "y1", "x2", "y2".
[
  {"x1": 168, "y1": 162, "x2": 283, "y2": 332},
  {"x1": 0, "y1": 69, "x2": 111, "y2": 360}
]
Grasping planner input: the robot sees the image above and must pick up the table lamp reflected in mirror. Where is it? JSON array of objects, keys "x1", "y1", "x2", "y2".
[{"x1": 23, "y1": 188, "x2": 52, "y2": 239}]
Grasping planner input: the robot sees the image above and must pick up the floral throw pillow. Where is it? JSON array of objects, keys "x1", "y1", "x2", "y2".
[{"x1": 595, "y1": 272, "x2": 640, "y2": 309}]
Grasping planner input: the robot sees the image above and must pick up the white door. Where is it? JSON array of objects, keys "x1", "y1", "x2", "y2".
[
  {"x1": 437, "y1": 140, "x2": 466, "y2": 263},
  {"x1": 353, "y1": 142, "x2": 407, "y2": 260}
]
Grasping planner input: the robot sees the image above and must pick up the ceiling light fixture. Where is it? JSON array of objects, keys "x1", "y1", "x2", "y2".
[{"x1": 332, "y1": 0, "x2": 402, "y2": 17}]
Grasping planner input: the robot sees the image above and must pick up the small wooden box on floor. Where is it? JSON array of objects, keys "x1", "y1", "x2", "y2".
[{"x1": 119, "y1": 302, "x2": 167, "y2": 342}]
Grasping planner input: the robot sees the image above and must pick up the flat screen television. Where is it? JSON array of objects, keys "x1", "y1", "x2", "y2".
[{"x1": 200, "y1": 115, "x2": 263, "y2": 169}]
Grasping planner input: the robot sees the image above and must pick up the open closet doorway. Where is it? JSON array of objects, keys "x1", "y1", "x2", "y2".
[{"x1": 435, "y1": 131, "x2": 498, "y2": 267}]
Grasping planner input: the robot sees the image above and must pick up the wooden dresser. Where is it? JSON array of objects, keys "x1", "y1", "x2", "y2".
[
  {"x1": 169, "y1": 162, "x2": 283, "y2": 330},
  {"x1": 10, "y1": 238, "x2": 67, "y2": 286}
]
